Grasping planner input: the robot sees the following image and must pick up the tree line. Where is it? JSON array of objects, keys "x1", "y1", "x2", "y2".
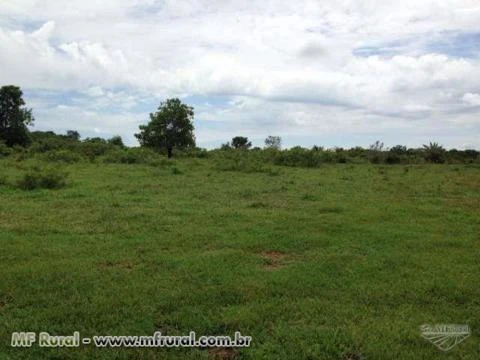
[{"x1": 1, "y1": 85, "x2": 479, "y2": 165}]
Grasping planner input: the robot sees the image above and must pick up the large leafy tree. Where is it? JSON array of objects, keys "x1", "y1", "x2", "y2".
[
  {"x1": 135, "y1": 98, "x2": 195, "y2": 158},
  {"x1": 0, "y1": 85, "x2": 34, "y2": 146}
]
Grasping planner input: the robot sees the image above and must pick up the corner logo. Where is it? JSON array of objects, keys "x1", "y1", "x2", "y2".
[{"x1": 420, "y1": 324, "x2": 470, "y2": 351}]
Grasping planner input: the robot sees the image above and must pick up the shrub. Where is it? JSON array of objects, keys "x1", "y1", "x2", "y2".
[
  {"x1": 367, "y1": 141, "x2": 385, "y2": 164},
  {"x1": 273, "y1": 147, "x2": 320, "y2": 167},
  {"x1": 336, "y1": 153, "x2": 348, "y2": 163},
  {"x1": 171, "y1": 167, "x2": 183, "y2": 175},
  {"x1": 17, "y1": 172, "x2": 41, "y2": 190},
  {"x1": 447, "y1": 149, "x2": 479, "y2": 164},
  {"x1": 40, "y1": 168, "x2": 68, "y2": 189},
  {"x1": 17, "y1": 167, "x2": 68, "y2": 190},
  {"x1": 385, "y1": 153, "x2": 402, "y2": 164},
  {"x1": 176, "y1": 147, "x2": 209, "y2": 158},
  {"x1": 28, "y1": 131, "x2": 80, "y2": 153},
  {"x1": 79, "y1": 139, "x2": 112, "y2": 160},
  {"x1": 103, "y1": 149, "x2": 140, "y2": 164},
  {"x1": 215, "y1": 156, "x2": 274, "y2": 173},
  {"x1": 103, "y1": 147, "x2": 166, "y2": 165},
  {"x1": 0, "y1": 142, "x2": 12, "y2": 157},
  {"x1": 108, "y1": 135, "x2": 126, "y2": 148},
  {"x1": 42, "y1": 150, "x2": 82, "y2": 163}
]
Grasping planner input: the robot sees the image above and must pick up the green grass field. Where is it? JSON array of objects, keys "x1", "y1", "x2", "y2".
[{"x1": 1, "y1": 159, "x2": 479, "y2": 359}]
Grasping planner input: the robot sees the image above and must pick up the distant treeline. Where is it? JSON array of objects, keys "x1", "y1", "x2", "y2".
[
  {"x1": 0, "y1": 86, "x2": 478, "y2": 167},
  {"x1": 1, "y1": 130, "x2": 478, "y2": 167}
]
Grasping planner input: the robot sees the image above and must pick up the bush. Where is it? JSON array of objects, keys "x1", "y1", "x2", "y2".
[
  {"x1": 171, "y1": 166, "x2": 183, "y2": 175},
  {"x1": 42, "y1": 150, "x2": 82, "y2": 163},
  {"x1": 79, "y1": 139, "x2": 112, "y2": 160},
  {"x1": 214, "y1": 152, "x2": 275, "y2": 173},
  {"x1": 103, "y1": 147, "x2": 165, "y2": 165},
  {"x1": 107, "y1": 135, "x2": 126, "y2": 148},
  {"x1": 272, "y1": 147, "x2": 322, "y2": 167},
  {"x1": 176, "y1": 147, "x2": 209, "y2": 158},
  {"x1": 17, "y1": 167, "x2": 68, "y2": 190},
  {"x1": 385, "y1": 153, "x2": 402, "y2": 164},
  {"x1": 29, "y1": 131, "x2": 80, "y2": 153},
  {"x1": 367, "y1": 141, "x2": 385, "y2": 164},
  {"x1": 103, "y1": 149, "x2": 140, "y2": 164},
  {"x1": 0, "y1": 142, "x2": 12, "y2": 157},
  {"x1": 40, "y1": 168, "x2": 68, "y2": 189}
]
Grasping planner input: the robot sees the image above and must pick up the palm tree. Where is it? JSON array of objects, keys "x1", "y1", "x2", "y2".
[{"x1": 422, "y1": 142, "x2": 445, "y2": 163}]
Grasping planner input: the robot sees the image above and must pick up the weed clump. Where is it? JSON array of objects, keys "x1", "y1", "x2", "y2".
[
  {"x1": 17, "y1": 167, "x2": 68, "y2": 190},
  {"x1": 171, "y1": 167, "x2": 183, "y2": 175},
  {"x1": 0, "y1": 142, "x2": 12, "y2": 158}
]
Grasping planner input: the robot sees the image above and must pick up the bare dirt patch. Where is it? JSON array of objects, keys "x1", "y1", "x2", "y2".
[
  {"x1": 259, "y1": 251, "x2": 288, "y2": 270},
  {"x1": 98, "y1": 260, "x2": 135, "y2": 271}
]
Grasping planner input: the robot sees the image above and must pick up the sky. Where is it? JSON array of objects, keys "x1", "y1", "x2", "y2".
[{"x1": 0, "y1": 0, "x2": 479, "y2": 149}]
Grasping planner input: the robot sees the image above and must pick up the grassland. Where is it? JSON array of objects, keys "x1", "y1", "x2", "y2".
[{"x1": 0, "y1": 158, "x2": 479, "y2": 359}]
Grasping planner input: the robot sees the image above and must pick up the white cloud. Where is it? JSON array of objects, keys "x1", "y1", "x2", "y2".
[
  {"x1": 463, "y1": 92, "x2": 480, "y2": 106},
  {"x1": 0, "y1": 0, "x2": 479, "y2": 147},
  {"x1": 84, "y1": 86, "x2": 104, "y2": 97}
]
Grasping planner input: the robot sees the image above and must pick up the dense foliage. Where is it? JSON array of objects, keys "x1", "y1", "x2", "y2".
[
  {"x1": 0, "y1": 85, "x2": 34, "y2": 146},
  {"x1": 1, "y1": 128, "x2": 478, "y2": 167}
]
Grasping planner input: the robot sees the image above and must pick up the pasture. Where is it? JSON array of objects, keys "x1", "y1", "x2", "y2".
[{"x1": 0, "y1": 159, "x2": 479, "y2": 359}]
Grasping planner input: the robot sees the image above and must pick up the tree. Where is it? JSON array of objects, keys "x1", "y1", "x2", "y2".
[
  {"x1": 389, "y1": 145, "x2": 407, "y2": 155},
  {"x1": 0, "y1": 85, "x2": 34, "y2": 146},
  {"x1": 231, "y1": 136, "x2": 251, "y2": 150},
  {"x1": 66, "y1": 130, "x2": 81, "y2": 141},
  {"x1": 369, "y1": 140, "x2": 384, "y2": 152},
  {"x1": 108, "y1": 135, "x2": 125, "y2": 148},
  {"x1": 464, "y1": 149, "x2": 479, "y2": 159},
  {"x1": 135, "y1": 98, "x2": 195, "y2": 158},
  {"x1": 265, "y1": 136, "x2": 281, "y2": 150},
  {"x1": 423, "y1": 142, "x2": 445, "y2": 163},
  {"x1": 368, "y1": 140, "x2": 385, "y2": 164},
  {"x1": 84, "y1": 137, "x2": 107, "y2": 144}
]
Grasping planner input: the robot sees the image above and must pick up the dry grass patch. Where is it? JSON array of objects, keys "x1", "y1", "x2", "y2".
[
  {"x1": 259, "y1": 251, "x2": 289, "y2": 270},
  {"x1": 98, "y1": 260, "x2": 136, "y2": 271}
]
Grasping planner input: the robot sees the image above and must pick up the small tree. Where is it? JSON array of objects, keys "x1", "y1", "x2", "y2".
[
  {"x1": 231, "y1": 136, "x2": 251, "y2": 150},
  {"x1": 368, "y1": 140, "x2": 385, "y2": 164},
  {"x1": 265, "y1": 136, "x2": 281, "y2": 150},
  {"x1": 0, "y1": 85, "x2": 34, "y2": 146},
  {"x1": 135, "y1": 98, "x2": 195, "y2": 158},
  {"x1": 108, "y1": 135, "x2": 125, "y2": 148},
  {"x1": 66, "y1": 130, "x2": 81, "y2": 141}
]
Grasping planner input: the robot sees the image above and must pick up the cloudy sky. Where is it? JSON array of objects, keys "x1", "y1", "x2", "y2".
[{"x1": 1, "y1": 0, "x2": 479, "y2": 149}]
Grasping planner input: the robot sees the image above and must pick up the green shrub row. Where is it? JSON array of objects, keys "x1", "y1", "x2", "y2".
[{"x1": 16, "y1": 167, "x2": 68, "y2": 190}]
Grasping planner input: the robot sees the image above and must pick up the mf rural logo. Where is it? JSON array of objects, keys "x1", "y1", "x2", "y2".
[{"x1": 420, "y1": 324, "x2": 471, "y2": 351}]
